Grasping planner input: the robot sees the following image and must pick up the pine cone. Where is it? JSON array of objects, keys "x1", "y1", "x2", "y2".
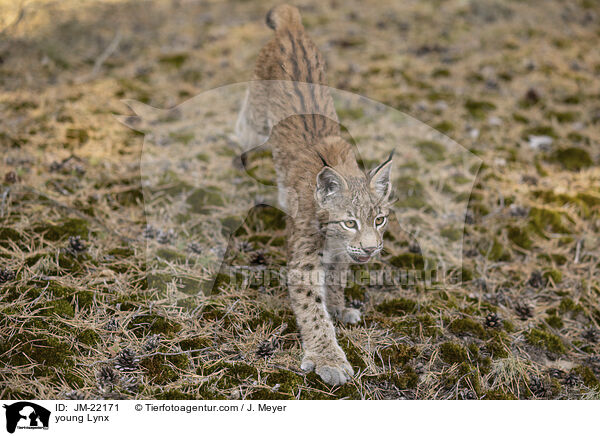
[
  {"x1": 188, "y1": 242, "x2": 202, "y2": 254},
  {"x1": 237, "y1": 241, "x2": 253, "y2": 253},
  {"x1": 68, "y1": 236, "x2": 86, "y2": 253},
  {"x1": 515, "y1": 303, "x2": 533, "y2": 320},
  {"x1": 251, "y1": 251, "x2": 267, "y2": 265},
  {"x1": 529, "y1": 376, "x2": 547, "y2": 397},
  {"x1": 120, "y1": 374, "x2": 139, "y2": 393},
  {"x1": 583, "y1": 328, "x2": 600, "y2": 343},
  {"x1": 0, "y1": 269, "x2": 16, "y2": 284},
  {"x1": 64, "y1": 390, "x2": 87, "y2": 400},
  {"x1": 143, "y1": 225, "x2": 157, "y2": 239},
  {"x1": 563, "y1": 373, "x2": 581, "y2": 387},
  {"x1": 484, "y1": 313, "x2": 501, "y2": 328},
  {"x1": 157, "y1": 229, "x2": 174, "y2": 245},
  {"x1": 528, "y1": 271, "x2": 546, "y2": 288},
  {"x1": 114, "y1": 348, "x2": 139, "y2": 372},
  {"x1": 96, "y1": 366, "x2": 119, "y2": 393},
  {"x1": 105, "y1": 318, "x2": 119, "y2": 331},
  {"x1": 143, "y1": 334, "x2": 161, "y2": 353},
  {"x1": 256, "y1": 338, "x2": 279, "y2": 358}
]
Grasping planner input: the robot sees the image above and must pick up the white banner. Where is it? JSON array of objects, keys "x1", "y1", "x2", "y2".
[{"x1": 0, "y1": 400, "x2": 596, "y2": 436}]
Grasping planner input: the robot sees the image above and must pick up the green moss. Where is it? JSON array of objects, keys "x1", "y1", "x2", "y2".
[
  {"x1": 77, "y1": 329, "x2": 100, "y2": 345},
  {"x1": 178, "y1": 337, "x2": 210, "y2": 355},
  {"x1": 558, "y1": 297, "x2": 583, "y2": 314},
  {"x1": 339, "y1": 339, "x2": 367, "y2": 370},
  {"x1": 486, "y1": 238, "x2": 511, "y2": 261},
  {"x1": 186, "y1": 187, "x2": 225, "y2": 214},
  {"x1": 37, "y1": 299, "x2": 75, "y2": 318},
  {"x1": 576, "y1": 192, "x2": 600, "y2": 208},
  {"x1": 155, "y1": 390, "x2": 196, "y2": 400},
  {"x1": 35, "y1": 218, "x2": 89, "y2": 241},
  {"x1": 521, "y1": 125, "x2": 558, "y2": 139},
  {"x1": 546, "y1": 314, "x2": 564, "y2": 329},
  {"x1": 249, "y1": 370, "x2": 306, "y2": 399},
  {"x1": 376, "y1": 298, "x2": 417, "y2": 316},
  {"x1": 441, "y1": 226, "x2": 462, "y2": 242},
  {"x1": 483, "y1": 335, "x2": 509, "y2": 360},
  {"x1": 434, "y1": 121, "x2": 454, "y2": 134},
  {"x1": 485, "y1": 389, "x2": 517, "y2": 400},
  {"x1": 465, "y1": 100, "x2": 496, "y2": 118},
  {"x1": 547, "y1": 110, "x2": 579, "y2": 123},
  {"x1": 460, "y1": 267, "x2": 474, "y2": 282},
  {"x1": 1, "y1": 334, "x2": 74, "y2": 377},
  {"x1": 431, "y1": 68, "x2": 450, "y2": 78},
  {"x1": 0, "y1": 227, "x2": 21, "y2": 248},
  {"x1": 416, "y1": 140, "x2": 446, "y2": 161},
  {"x1": 209, "y1": 362, "x2": 258, "y2": 389},
  {"x1": 336, "y1": 107, "x2": 364, "y2": 120},
  {"x1": 507, "y1": 226, "x2": 533, "y2": 249},
  {"x1": 156, "y1": 248, "x2": 187, "y2": 263},
  {"x1": 526, "y1": 327, "x2": 566, "y2": 354},
  {"x1": 543, "y1": 269, "x2": 563, "y2": 284},
  {"x1": 74, "y1": 290, "x2": 95, "y2": 308},
  {"x1": 573, "y1": 366, "x2": 599, "y2": 389},
  {"x1": 528, "y1": 207, "x2": 571, "y2": 235},
  {"x1": 390, "y1": 314, "x2": 441, "y2": 338},
  {"x1": 116, "y1": 187, "x2": 143, "y2": 206},
  {"x1": 246, "y1": 309, "x2": 296, "y2": 332},
  {"x1": 128, "y1": 314, "x2": 182, "y2": 338},
  {"x1": 439, "y1": 342, "x2": 469, "y2": 364},
  {"x1": 448, "y1": 318, "x2": 487, "y2": 339},
  {"x1": 244, "y1": 206, "x2": 286, "y2": 232},
  {"x1": 344, "y1": 283, "x2": 366, "y2": 301},
  {"x1": 379, "y1": 343, "x2": 418, "y2": 365},
  {"x1": 389, "y1": 253, "x2": 425, "y2": 269},
  {"x1": 141, "y1": 353, "x2": 189, "y2": 385},
  {"x1": 159, "y1": 53, "x2": 188, "y2": 68},
  {"x1": 549, "y1": 147, "x2": 593, "y2": 171},
  {"x1": 394, "y1": 176, "x2": 428, "y2": 209}
]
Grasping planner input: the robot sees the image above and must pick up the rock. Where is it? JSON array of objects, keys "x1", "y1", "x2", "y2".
[{"x1": 528, "y1": 135, "x2": 553, "y2": 150}]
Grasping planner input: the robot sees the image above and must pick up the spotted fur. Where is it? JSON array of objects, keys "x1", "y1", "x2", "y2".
[{"x1": 236, "y1": 4, "x2": 393, "y2": 386}]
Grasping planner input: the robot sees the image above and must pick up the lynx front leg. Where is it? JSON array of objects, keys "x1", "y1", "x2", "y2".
[
  {"x1": 325, "y1": 265, "x2": 361, "y2": 325},
  {"x1": 288, "y1": 253, "x2": 354, "y2": 385}
]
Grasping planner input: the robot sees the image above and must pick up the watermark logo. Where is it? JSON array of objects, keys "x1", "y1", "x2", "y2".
[
  {"x1": 119, "y1": 81, "x2": 481, "y2": 293},
  {"x1": 3, "y1": 402, "x2": 50, "y2": 434}
]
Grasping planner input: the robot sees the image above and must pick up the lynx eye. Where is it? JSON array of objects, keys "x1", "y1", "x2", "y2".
[
  {"x1": 375, "y1": 216, "x2": 387, "y2": 227},
  {"x1": 341, "y1": 220, "x2": 358, "y2": 230}
]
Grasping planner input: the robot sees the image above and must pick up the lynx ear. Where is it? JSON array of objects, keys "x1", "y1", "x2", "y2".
[
  {"x1": 316, "y1": 166, "x2": 347, "y2": 204},
  {"x1": 369, "y1": 151, "x2": 394, "y2": 200}
]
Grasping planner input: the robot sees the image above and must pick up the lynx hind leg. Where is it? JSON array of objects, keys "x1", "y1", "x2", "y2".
[{"x1": 235, "y1": 87, "x2": 269, "y2": 149}]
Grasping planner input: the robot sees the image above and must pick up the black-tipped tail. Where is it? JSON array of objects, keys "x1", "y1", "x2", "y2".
[{"x1": 266, "y1": 4, "x2": 302, "y2": 31}]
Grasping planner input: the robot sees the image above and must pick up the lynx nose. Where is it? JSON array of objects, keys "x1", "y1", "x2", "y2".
[{"x1": 361, "y1": 245, "x2": 378, "y2": 255}]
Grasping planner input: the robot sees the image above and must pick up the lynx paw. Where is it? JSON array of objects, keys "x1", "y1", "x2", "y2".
[
  {"x1": 342, "y1": 308, "x2": 361, "y2": 324},
  {"x1": 301, "y1": 353, "x2": 354, "y2": 386}
]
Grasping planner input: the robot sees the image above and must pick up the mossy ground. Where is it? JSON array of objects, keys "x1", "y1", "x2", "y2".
[{"x1": 1, "y1": 0, "x2": 599, "y2": 400}]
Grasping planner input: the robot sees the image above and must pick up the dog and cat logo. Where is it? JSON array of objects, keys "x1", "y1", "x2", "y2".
[{"x1": 3, "y1": 402, "x2": 50, "y2": 434}]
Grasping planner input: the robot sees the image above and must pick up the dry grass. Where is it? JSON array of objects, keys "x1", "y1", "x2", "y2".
[{"x1": 0, "y1": 0, "x2": 599, "y2": 400}]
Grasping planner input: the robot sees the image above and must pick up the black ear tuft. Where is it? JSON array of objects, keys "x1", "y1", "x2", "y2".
[{"x1": 369, "y1": 151, "x2": 394, "y2": 199}]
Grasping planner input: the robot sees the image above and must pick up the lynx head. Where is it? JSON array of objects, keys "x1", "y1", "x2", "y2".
[{"x1": 315, "y1": 150, "x2": 394, "y2": 264}]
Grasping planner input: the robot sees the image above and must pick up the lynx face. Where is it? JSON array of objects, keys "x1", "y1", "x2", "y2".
[{"x1": 316, "y1": 154, "x2": 393, "y2": 264}]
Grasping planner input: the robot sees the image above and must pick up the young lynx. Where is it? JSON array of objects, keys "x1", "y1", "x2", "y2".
[{"x1": 236, "y1": 4, "x2": 394, "y2": 385}]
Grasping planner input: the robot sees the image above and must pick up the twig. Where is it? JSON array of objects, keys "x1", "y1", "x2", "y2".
[
  {"x1": 574, "y1": 239, "x2": 583, "y2": 264},
  {"x1": 76, "y1": 31, "x2": 122, "y2": 83},
  {"x1": 0, "y1": 187, "x2": 9, "y2": 217}
]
